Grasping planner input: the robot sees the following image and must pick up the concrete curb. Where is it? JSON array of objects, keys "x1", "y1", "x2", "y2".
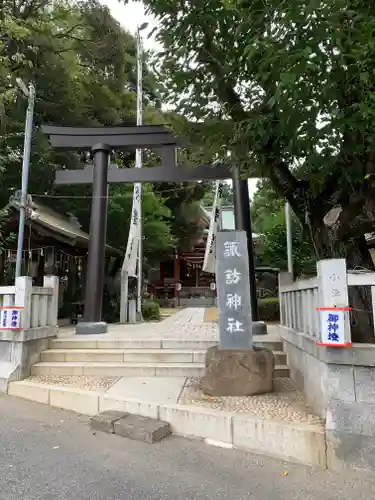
[{"x1": 8, "y1": 380, "x2": 326, "y2": 468}]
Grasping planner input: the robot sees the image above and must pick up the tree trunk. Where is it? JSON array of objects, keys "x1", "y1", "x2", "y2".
[
  {"x1": 345, "y1": 235, "x2": 375, "y2": 343},
  {"x1": 310, "y1": 218, "x2": 375, "y2": 343}
]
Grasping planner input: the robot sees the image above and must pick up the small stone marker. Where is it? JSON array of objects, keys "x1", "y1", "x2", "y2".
[
  {"x1": 90, "y1": 411, "x2": 128, "y2": 434},
  {"x1": 114, "y1": 415, "x2": 171, "y2": 444},
  {"x1": 216, "y1": 230, "x2": 253, "y2": 349}
]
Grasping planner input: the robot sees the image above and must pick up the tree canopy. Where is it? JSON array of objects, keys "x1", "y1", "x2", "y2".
[
  {"x1": 137, "y1": 0, "x2": 375, "y2": 339},
  {"x1": 0, "y1": 0, "x2": 209, "y2": 266},
  {"x1": 139, "y1": 0, "x2": 375, "y2": 263}
]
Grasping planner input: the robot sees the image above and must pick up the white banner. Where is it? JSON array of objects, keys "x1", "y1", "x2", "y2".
[
  {"x1": 122, "y1": 29, "x2": 143, "y2": 280},
  {"x1": 122, "y1": 182, "x2": 141, "y2": 277},
  {"x1": 202, "y1": 181, "x2": 223, "y2": 274}
]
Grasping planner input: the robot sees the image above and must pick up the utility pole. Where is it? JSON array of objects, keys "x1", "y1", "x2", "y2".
[
  {"x1": 15, "y1": 80, "x2": 35, "y2": 278},
  {"x1": 135, "y1": 27, "x2": 143, "y2": 317}
]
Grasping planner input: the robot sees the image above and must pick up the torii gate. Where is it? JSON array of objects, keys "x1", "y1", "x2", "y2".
[{"x1": 42, "y1": 124, "x2": 258, "y2": 334}]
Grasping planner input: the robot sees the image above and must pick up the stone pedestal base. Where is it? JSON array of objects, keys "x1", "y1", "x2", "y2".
[
  {"x1": 252, "y1": 321, "x2": 267, "y2": 335},
  {"x1": 201, "y1": 346, "x2": 274, "y2": 397},
  {"x1": 76, "y1": 321, "x2": 107, "y2": 335}
]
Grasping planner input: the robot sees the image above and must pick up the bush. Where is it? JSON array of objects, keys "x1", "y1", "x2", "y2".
[
  {"x1": 142, "y1": 300, "x2": 160, "y2": 321},
  {"x1": 258, "y1": 297, "x2": 280, "y2": 322}
]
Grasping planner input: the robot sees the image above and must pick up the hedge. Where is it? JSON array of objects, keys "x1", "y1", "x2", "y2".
[
  {"x1": 142, "y1": 300, "x2": 160, "y2": 321},
  {"x1": 258, "y1": 297, "x2": 280, "y2": 322}
]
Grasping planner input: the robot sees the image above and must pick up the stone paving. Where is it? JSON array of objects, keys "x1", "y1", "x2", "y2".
[
  {"x1": 57, "y1": 307, "x2": 281, "y2": 342},
  {"x1": 58, "y1": 308, "x2": 219, "y2": 340}
]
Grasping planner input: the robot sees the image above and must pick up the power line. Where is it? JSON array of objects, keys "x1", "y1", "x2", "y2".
[{"x1": 29, "y1": 183, "x2": 207, "y2": 200}]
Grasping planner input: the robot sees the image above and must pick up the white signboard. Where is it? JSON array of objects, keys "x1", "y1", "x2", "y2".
[
  {"x1": 0, "y1": 307, "x2": 22, "y2": 330},
  {"x1": 317, "y1": 308, "x2": 351, "y2": 347},
  {"x1": 210, "y1": 282, "x2": 216, "y2": 291}
]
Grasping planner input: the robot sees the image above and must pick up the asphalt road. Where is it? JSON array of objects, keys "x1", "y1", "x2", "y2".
[{"x1": 0, "y1": 393, "x2": 373, "y2": 500}]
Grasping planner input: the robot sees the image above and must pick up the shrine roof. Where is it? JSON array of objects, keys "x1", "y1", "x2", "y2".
[{"x1": 7, "y1": 195, "x2": 122, "y2": 256}]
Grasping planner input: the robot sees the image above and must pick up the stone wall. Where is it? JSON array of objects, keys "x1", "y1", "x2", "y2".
[
  {"x1": 281, "y1": 325, "x2": 375, "y2": 472},
  {"x1": 0, "y1": 275, "x2": 59, "y2": 392},
  {"x1": 0, "y1": 327, "x2": 57, "y2": 392}
]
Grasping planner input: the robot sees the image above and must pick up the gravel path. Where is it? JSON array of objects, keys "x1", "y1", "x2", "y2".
[
  {"x1": 27, "y1": 375, "x2": 119, "y2": 392},
  {"x1": 179, "y1": 377, "x2": 323, "y2": 426}
]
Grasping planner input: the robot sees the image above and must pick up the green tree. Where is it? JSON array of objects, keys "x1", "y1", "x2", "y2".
[
  {"x1": 137, "y1": 0, "x2": 375, "y2": 341},
  {"x1": 252, "y1": 180, "x2": 315, "y2": 275},
  {"x1": 154, "y1": 181, "x2": 207, "y2": 251},
  {"x1": 0, "y1": 0, "x2": 173, "y2": 266},
  {"x1": 203, "y1": 182, "x2": 233, "y2": 207}
]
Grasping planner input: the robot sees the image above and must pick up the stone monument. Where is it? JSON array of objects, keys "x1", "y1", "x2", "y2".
[{"x1": 201, "y1": 230, "x2": 274, "y2": 396}]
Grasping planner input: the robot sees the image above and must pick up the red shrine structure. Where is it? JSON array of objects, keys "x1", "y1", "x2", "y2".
[{"x1": 148, "y1": 206, "x2": 261, "y2": 306}]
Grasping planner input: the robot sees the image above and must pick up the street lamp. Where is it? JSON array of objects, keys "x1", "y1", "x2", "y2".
[{"x1": 15, "y1": 78, "x2": 36, "y2": 278}]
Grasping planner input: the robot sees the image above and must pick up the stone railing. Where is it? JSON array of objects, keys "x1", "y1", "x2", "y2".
[
  {"x1": 279, "y1": 275, "x2": 320, "y2": 340},
  {"x1": 0, "y1": 275, "x2": 59, "y2": 392},
  {"x1": 280, "y1": 263, "x2": 375, "y2": 343},
  {"x1": 0, "y1": 276, "x2": 59, "y2": 336}
]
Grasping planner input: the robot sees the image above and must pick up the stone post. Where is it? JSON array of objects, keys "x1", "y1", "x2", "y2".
[
  {"x1": 43, "y1": 275, "x2": 59, "y2": 327},
  {"x1": 15, "y1": 276, "x2": 32, "y2": 330},
  {"x1": 317, "y1": 258, "x2": 351, "y2": 345},
  {"x1": 278, "y1": 272, "x2": 293, "y2": 326}
]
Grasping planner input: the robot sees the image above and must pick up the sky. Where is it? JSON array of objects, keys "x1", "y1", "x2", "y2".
[{"x1": 100, "y1": 0, "x2": 259, "y2": 198}]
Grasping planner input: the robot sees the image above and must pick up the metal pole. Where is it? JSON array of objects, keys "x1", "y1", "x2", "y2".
[
  {"x1": 232, "y1": 165, "x2": 259, "y2": 321},
  {"x1": 285, "y1": 201, "x2": 293, "y2": 276},
  {"x1": 15, "y1": 83, "x2": 35, "y2": 278},
  {"x1": 135, "y1": 27, "x2": 143, "y2": 316}
]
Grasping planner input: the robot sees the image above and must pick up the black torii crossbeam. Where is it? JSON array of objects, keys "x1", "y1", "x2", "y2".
[
  {"x1": 55, "y1": 164, "x2": 232, "y2": 185},
  {"x1": 43, "y1": 124, "x2": 233, "y2": 335}
]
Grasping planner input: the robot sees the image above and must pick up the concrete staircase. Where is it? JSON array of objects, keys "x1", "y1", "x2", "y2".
[{"x1": 30, "y1": 337, "x2": 290, "y2": 378}]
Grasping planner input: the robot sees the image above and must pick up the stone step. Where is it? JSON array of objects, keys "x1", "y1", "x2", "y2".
[
  {"x1": 274, "y1": 365, "x2": 290, "y2": 378},
  {"x1": 49, "y1": 338, "x2": 284, "y2": 352},
  {"x1": 41, "y1": 349, "x2": 206, "y2": 364},
  {"x1": 41, "y1": 348, "x2": 287, "y2": 366},
  {"x1": 31, "y1": 361, "x2": 290, "y2": 378},
  {"x1": 49, "y1": 338, "x2": 218, "y2": 350},
  {"x1": 31, "y1": 361, "x2": 206, "y2": 378}
]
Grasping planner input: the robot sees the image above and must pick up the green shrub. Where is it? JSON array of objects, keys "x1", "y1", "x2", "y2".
[
  {"x1": 142, "y1": 300, "x2": 160, "y2": 321},
  {"x1": 258, "y1": 297, "x2": 279, "y2": 322}
]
